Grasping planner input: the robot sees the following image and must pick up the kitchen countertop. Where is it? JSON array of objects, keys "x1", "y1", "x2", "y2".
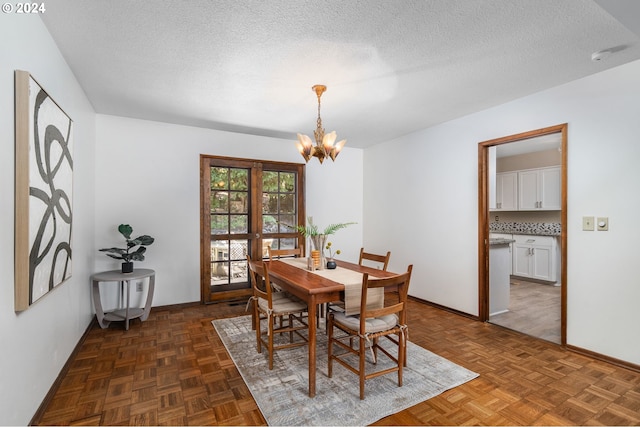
[
  {"x1": 489, "y1": 222, "x2": 560, "y2": 236},
  {"x1": 490, "y1": 238, "x2": 516, "y2": 246}
]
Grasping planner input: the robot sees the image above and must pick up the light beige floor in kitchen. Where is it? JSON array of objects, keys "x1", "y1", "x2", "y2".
[{"x1": 489, "y1": 277, "x2": 561, "y2": 344}]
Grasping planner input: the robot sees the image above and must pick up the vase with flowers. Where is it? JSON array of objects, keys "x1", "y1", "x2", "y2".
[
  {"x1": 284, "y1": 216, "x2": 355, "y2": 269},
  {"x1": 324, "y1": 241, "x2": 340, "y2": 269}
]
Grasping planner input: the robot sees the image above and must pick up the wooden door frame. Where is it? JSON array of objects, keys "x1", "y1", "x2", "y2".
[
  {"x1": 478, "y1": 124, "x2": 567, "y2": 345},
  {"x1": 199, "y1": 155, "x2": 305, "y2": 303}
]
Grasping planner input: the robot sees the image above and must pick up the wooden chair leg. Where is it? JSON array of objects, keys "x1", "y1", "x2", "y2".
[
  {"x1": 255, "y1": 307, "x2": 262, "y2": 353},
  {"x1": 250, "y1": 298, "x2": 256, "y2": 330},
  {"x1": 327, "y1": 314, "x2": 333, "y2": 378},
  {"x1": 398, "y1": 332, "x2": 405, "y2": 387},
  {"x1": 268, "y1": 315, "x2": 275, "y2": 370},
  {"x1": 373, "y1": 337, "x2": 379, "y2": 364},
  {"x1": 403, "y1": 336, "x2": 408, "y2": 367},
  {"x1": 359, "y1": 335, "x2": 366, "y2": 400},
  {"x1": 288, "y1": 314, "x2": 294, "y2": 343}
]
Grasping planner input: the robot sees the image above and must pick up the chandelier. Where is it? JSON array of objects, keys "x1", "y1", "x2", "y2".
[{"x1": 296, "y1": 85, "x2": 346, "y2": 163}]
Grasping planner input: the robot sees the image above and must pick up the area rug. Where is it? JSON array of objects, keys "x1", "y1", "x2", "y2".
[{"x1": 212, "y1": 315, "x2": 479, "y2": 426}]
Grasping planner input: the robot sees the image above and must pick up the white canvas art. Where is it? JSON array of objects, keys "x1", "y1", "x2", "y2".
[{"x1": 15, "y1": 70, "x2": 73, "y2": 310}]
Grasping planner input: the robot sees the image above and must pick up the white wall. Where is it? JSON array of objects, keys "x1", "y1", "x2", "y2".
[
  {"x1": 94, "y1": 115, "x2": 363, "y2": 307},
  {"x1": 0, "y1": 14, "x2": 96, "y2": 425},
  {"x1": 365, "y1": 59, "x2": 640, "y2": 365}
]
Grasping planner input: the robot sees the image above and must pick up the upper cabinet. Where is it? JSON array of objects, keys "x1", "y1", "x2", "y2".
[
  {"x1": 518, "y1": 166, "x2": 561, "y2": 210},
  {"x1": 494, "y1": 172, "x2": 518, "y2": 211},
  {"x1": 490, "y1": 166, "x2": 561, "y2": 211}
]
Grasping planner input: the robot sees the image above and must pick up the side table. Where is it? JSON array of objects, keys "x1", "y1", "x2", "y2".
[{"x1": 91, "y1": 268, "x2": 155, "y2": 330}]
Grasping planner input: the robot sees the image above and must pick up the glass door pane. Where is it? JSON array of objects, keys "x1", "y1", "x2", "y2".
[
  {"x1": 261, "y1": 170, "x2": 300, "y2": 255},
  {"x1": 209, "y1": 166, "x2": 250, "y2": 293}
]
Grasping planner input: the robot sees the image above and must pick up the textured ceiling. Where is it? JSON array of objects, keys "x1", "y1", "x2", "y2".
[{"x1": 40, "y1": 0, "x2": 640, "y2": 148}]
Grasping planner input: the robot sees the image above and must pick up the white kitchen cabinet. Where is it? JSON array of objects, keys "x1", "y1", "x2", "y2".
[
  {"x1": 512, "y1": 235, "x2": 558, "y2": 283},
  {"x1": 518, "y1": 166, "x2": 561, "y2": 210},
  {"x1": 494, "y1": 172, "x2": 518, "y2": 211}
]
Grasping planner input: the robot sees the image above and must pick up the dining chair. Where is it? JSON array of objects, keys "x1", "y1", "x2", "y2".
[
  {"x1": 267, "y1": 245, "x2": 303, "y2": 297},
  {"x1": 247, "y1": 256, "x2": 309, "y2": 370},
  {"x1": 328, "y1": 248, "x2": 392, "y2": 316},
  {"x1": 268, "y1": 245, "x2": 304, "y2": 260},
  {"x1": 327, "y1": 264, "x2": 413, "y2": 400},
  {"x1": 358, "y1": 248, "x2": 391, "y2": 271}
]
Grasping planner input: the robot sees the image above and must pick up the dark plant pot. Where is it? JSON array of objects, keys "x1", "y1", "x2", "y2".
[
  {"x1": 326, "y1": 259, "x2": 337, "y2": 269},
  {"x1": 121, "y1": 262, "x2": 134, "y2": 273}
]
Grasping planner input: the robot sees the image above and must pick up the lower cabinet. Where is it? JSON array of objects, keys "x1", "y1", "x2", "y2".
[
  {"x1": 489, "y1": 233, "x2": 513, "y2": 274},
  {"x1": 512, "y1": 235, "x2": 559, "y2": 283}
]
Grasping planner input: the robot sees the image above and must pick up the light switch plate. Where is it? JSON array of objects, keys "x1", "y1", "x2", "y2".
[
  {"x1": 582, "y1": 216, "x2": 594, "y2": 231},
  {"x1": 597, "y1": 217, "x2": 609, "y2": 231}
]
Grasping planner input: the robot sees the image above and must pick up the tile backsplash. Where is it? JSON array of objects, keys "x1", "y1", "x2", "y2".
[{"x1": 490, "y1": 222, "x2": 561, "y2": 236}]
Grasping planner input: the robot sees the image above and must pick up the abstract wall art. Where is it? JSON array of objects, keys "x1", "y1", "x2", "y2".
[{"x1": 14, "y1": 70, "x2": 73, "y2": 311}]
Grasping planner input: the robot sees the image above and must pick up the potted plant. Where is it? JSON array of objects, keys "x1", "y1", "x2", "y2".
[
  {"x1": 99, "y1": 224, "x2": 155, "y2": 273},
  {"x1": 292, "y1": 216, "x2": 355, "y2": 237},
  {"x1": 285, "y1": 217, "x2": 355, "y2": 268}
]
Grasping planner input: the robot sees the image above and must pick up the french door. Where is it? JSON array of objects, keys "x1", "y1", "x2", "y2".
[{"x1": 200, "y1": 155, "x2": 305, "y2": 303}]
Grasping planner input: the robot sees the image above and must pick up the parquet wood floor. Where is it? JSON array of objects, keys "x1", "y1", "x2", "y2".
[{"x1": 34, "y1": 299, "x2": 640, "y2": 426}]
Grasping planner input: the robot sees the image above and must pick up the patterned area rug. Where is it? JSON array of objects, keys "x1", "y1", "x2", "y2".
[{"x1": 212, "y1": 315, "x2": 479, "y2": 426}]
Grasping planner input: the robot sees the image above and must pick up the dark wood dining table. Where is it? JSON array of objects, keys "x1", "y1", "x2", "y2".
[{"x1": 266, "y1": 258, "x2": 397, "y2": 397}]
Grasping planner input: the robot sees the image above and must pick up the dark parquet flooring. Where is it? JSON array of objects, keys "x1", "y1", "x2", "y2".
[{"x1": 34, "y1": 299, "x2": 640, "y2": 426}]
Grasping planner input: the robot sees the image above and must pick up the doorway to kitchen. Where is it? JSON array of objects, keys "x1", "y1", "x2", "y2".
[{"x1": 478, "y1": 124, "x2": 567, "y2": 345}]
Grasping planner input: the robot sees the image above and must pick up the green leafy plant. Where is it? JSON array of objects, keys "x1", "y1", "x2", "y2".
[
  {"x1": 285, "y1": 216, "x2": 356, "y2": 237},
  {"x1": 99, "y1": 224, "x2": 155, "y2": 263}
]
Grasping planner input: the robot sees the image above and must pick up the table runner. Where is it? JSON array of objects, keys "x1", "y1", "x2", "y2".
[{"x1": 279, "y1": 258, "x2": 383, "y2": 315}]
